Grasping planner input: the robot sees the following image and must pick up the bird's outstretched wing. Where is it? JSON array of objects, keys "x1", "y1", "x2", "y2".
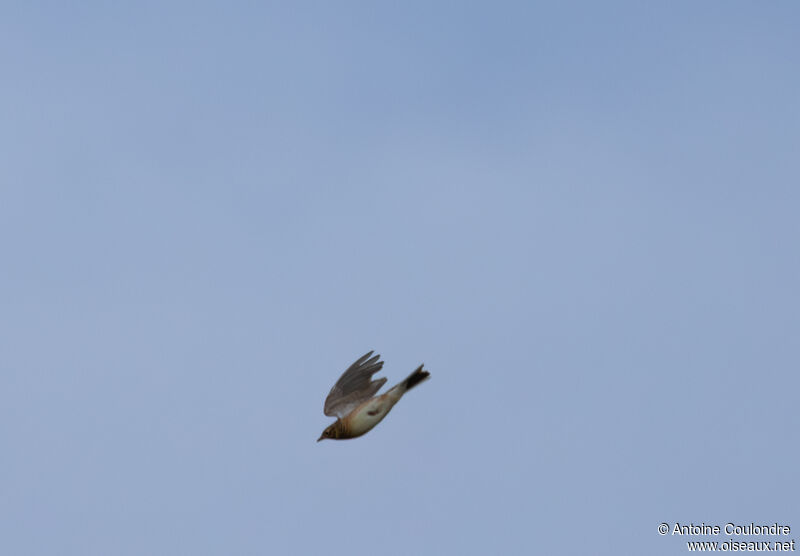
[{"x1": 323, "y1": 351, "x2": 387, "y2": 418}]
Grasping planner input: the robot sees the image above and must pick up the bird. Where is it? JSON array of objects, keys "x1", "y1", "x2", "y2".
[{"x1": 317, "y1": 351, "x2": 430, "y2": 441}]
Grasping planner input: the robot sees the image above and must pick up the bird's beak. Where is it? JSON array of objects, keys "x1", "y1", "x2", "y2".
[{"x1": 317, "y1": 434, "x2": 325, "y2": 442}]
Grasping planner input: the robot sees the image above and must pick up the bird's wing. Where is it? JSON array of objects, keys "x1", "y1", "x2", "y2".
[{"x1": 324, "y1": 351, "x2": 387, "y2": 418}]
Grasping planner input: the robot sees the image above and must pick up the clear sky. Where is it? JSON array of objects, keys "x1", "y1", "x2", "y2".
[{"x1": 2, "y1": 3, "x2": 798, "y2": 555}]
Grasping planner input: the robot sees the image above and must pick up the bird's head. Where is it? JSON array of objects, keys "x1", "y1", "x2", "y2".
[{"x1": 317, "y1": 420, "x2": 343, "y2": 442}]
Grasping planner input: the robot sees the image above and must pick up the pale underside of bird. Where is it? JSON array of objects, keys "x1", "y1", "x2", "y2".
[{"x1": 318, "y1": 351, "x2": 430, "y2": 441}]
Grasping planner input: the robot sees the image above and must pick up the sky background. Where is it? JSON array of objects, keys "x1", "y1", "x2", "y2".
[{"x1": 2, "y1": 2, "x2": 798, "y2": 555}]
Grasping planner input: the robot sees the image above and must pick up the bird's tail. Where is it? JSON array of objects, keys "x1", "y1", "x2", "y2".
[{"x1": 402, "y1": 364, "x2": 430, "y2": 391}]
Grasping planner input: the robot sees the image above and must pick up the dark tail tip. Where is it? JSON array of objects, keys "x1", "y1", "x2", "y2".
[{"x1": 404, "y1": 364, "x2": 430, "y2": 391}]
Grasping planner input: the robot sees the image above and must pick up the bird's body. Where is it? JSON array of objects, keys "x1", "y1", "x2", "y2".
[{"x1": 318, "y1": 351, "x2": 430, "y2": 441}]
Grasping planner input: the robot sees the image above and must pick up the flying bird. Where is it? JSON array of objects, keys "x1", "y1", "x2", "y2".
[{"x1": 318, "y1": 351, "x2": 430, "y2": 441}]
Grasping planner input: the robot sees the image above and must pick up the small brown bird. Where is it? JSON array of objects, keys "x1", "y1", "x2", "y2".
[{"x1": 318, "y1": 351, "x2": 430, "y2": 441}]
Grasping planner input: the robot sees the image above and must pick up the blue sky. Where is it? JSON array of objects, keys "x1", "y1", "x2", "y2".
[{"x1": 2, "y1": 3, "x2": 798, "y2": 555}]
